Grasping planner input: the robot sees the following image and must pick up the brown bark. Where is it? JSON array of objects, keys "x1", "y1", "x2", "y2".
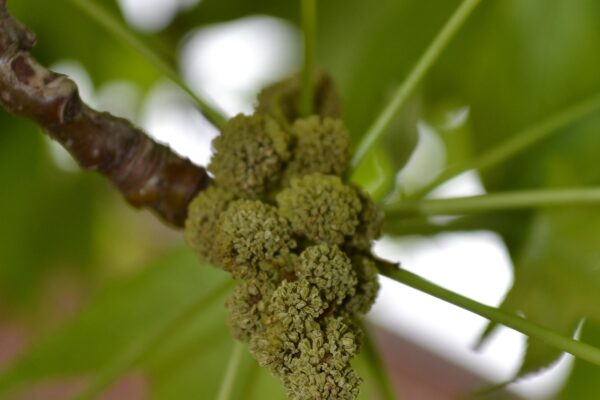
[{"x1": 0, "y1": 0, "x2": 211, "y2": 227}]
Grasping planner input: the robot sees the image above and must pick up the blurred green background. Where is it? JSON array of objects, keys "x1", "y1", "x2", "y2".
[{"x1": 1, "y1": 0, "x2": 600, "y2": 399}]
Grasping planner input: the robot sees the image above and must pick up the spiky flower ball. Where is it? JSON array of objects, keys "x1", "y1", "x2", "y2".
[
  {"x1": 284, "y1": 116, "x2": 351, "y2": 180},
  {"x1": 209, "y1": 113, "x2": 290, "y2": 198},
  {"x1": 297, "y1": 245, "x2": 357, "y2": 306},
  {"x1": 345, "y1": 255, "x2": 380, "y2": 315},
  {"x1": 283, "y1": 318, "x2": 361, "y2": 400},
  {"x1": 186, "y1": 77, "x2": 386, "y2": 400},
  {"x1": 277, "y1": 174, "x2": 362, "y2": 245},
  {"x1": 347, "y1": 186, "x2": 385, "y2": 251},
  {"x1": 226, "y1": 278, "x2": 276, "y2": 341},
  {"x1": 256, "y1": 71, "x2": 342, "y2": 127},
  {"x1": 213, "y1": 200, "x2": 296, "y2": 279},
  {"x1": 185, "y1": 185, "x2": 236, "y2": 263}
]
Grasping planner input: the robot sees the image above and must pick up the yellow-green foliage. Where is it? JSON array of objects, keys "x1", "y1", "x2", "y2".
[{"x1": 185, "y1": 102, "x2": 384, "y2": 399}]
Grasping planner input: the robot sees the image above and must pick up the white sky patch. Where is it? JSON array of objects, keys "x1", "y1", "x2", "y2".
[
  {"x1": 371, "y1": 233, "x2": 518, "y2": 378},
  {"x1": 372, "y1": 172, "x2": 572, "y2": 399},
  {"x1": 95, "y1": 80, "x2": 141, "y2": 122},
  {"x1": 428, "y1": 170, "x2": 486, "y2": 199},
  {"x1": 370, "y1": 233, "x2": 573, "y2": 399},
  {"x1": 140, "y1": 81, "x2": 217, "y2": 166},
  {"x1": 393, "y1": 122, "x2": 447, "y2": 196},
  {"x1": 180, "y1": 16, "x2": 300, "y2": 115},
  {"x1": 46, "y1": 61, "x2": 95, "y2": 173},
  {"x1": 511, "y1": 353, "x2": 573, "y2": 399},
  {"x1": 50, "y1": 60, "x2": 96, "y2": 108},
  {"x1": 118, "y1": 0, "x2": 201, "y2": 32}
]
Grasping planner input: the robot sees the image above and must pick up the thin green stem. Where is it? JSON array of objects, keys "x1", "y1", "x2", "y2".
[
  {"x1": 350, "y1": 0, "x2": 481, "y2": 171},
  {"x1": 379, "y1": 266, "x2": 600, "y2": 367},
  {"x1": 238, "y1": 357, "x2": 260, "y2": 400},
  {"x1": 300, "y1": 0, "x2": 317, "y2": 117},
  {"x1": 216, "y1": 341, "x2": 246, "y2": 400},
  {"x1": 70, "y1": 279, "x2": 233, "y2": 400},
  {"x1": 411, "y1": 92, "x2": 600, "y2": 199},
  {"x1": 386, "y1": 187, "x2": 600, "y2": 216},
  {"x1": 360, "y1": 322, "x2": 396, "y2": 400},
  {"x1": 67, "y1": 0, "x2": 227, "y2": 128}
]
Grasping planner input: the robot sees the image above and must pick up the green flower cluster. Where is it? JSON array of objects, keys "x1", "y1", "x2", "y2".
[
  {"x1": 256, "y1": 70, "x2": 342, "y2": 129},
  {"x1": 185, "y1": 101, "x2": 383, "y2": 399}
]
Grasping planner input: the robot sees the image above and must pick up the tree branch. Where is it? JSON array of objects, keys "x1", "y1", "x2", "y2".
[{"x1": 0, "y1": 0, "x2": 211, "y2": 227}]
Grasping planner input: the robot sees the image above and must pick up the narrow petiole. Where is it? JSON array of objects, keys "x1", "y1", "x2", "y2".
[
  {"x1": 300, "y1": 0, "x2": 317, "y2": 117},
  {"x1": 385, "y1": 187, "x2": 600, "y2": 216},
  {"x1": 409, "y1": 91, "x2": 600, "y2": 199},
  {"x1": 379, "y1": 266, "x2": 600, "y2": 367},
  {"x1": 350, "y1": 0, "x2": 482, "y2": 172},
  {"x1": 70, "y1": 279, "x2": 233, "y2": 400},
  {"x1": 216, "y1": 341, "x2": 246, "y2": 400}
]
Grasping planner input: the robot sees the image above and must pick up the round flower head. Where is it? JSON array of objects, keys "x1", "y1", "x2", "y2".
[
  {"x1": 269, "y1": 279, "x2": 326, "y2": 323},
  {"x1": 284, "y1": 116, "x2": 351, "y2": 180},
  {"x1": 209, "y1": 113, "x2": 290, "y2": 198},
  {"x1": 283, "y1": 363, "x2": 361, "y2": 400},
  {"x1": 256, "y1": 71, "x2": 342, "y2": 127},
  {"x1": 184, "y1": 185, "x2": 236, "y2": 263},
  {"x1": 297, "y1": 244, "x2": 357, "y2": 306},
  {"x1": 250, "y1": 295, "x2": 323, "y2": 376},
  {"x1": 277, "y1": 173, "x2": 362, "y2": 245},
  {"x1": 346, "y1": 186, "x2": 384, "y2": 251},
  {"x1": 293, "y1": 317, "x2": 360, "y2": 372},
  {"x1": 227, "y1": 278, "x2": 276, "y2": 341},
  {"x1": 213, "y1": 200, "x2": 296, "y2": 279},
  {"x1": 344, "y1": 255, "x2": 380, "y2": 315}
]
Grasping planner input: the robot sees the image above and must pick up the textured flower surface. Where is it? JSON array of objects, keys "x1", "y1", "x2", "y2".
[
  {"x1": 284, "y1": 116, "x2": 350, "y2": 180},
  {"x1": 209, "y1": 113, "x2": 290, "y2": 198},
  {"x1": 277, "y1": 173, "x2": 362, "y2": 245},
  {"x1": 186, "y1": 92, "x2": 384, "y2": 398}
]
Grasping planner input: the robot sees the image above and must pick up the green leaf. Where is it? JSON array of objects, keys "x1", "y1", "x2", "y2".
[
  {"x1": 350, "y1": 143, "x2": 397, "y2": 202},
  {"x1": 421, "y1": 0, "x2": 600, "y2": 378},
  {"x1": 0, "y1": 116, "x2": 97, "y2": 305},
  {"x1": 480, "y1": 207, "x2": 600, "y2": 378},
  {"x1": 350, "y1": 97, "x2": 419, "y2": 202},
  {"x1": 561, "y1": 320, "x2": 600, "y2": 399},
  {"x1": 0, "y1": 249, "x2": 229, "y2": 396}
]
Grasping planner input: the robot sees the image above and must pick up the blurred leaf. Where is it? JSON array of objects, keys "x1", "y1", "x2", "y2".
[
  {"x1": 0, "y1": 245, "x2": 394, "y2": 398},
  {"x1": 0, "y1": 115, "x2": 97, "y2": 306},
  {"x1": 420, "y1": 0, "x2": 600, "y2": 377},
  {"x1": 0, "y1": 249, "x2": 229, "y2": 395},
  {"x1": 499, "y1": 207, "x2": 600, "y2": 377},
  {"x1": 561, "y1": 320, "x2": 600, "y2": 399},
  {"x1": 474, "y1": 121, "x2": 600, "y2": 375},
  {"x1": 350, "y1": 143, "x2": 397, "y2": 202}
]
